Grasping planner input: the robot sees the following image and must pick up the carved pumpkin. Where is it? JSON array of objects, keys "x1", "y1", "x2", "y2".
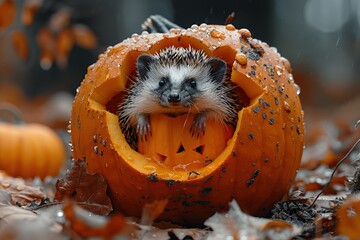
[
  {"x1": 0, "y1": 103, "x2": 66, "y2": 179},
  {"x1": 71, "y1": 24, "x2": 304, "y2": 226}
]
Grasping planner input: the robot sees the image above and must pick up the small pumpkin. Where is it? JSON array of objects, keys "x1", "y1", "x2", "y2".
[
  {"x1": 71, "y1": 24, "x2": 304, "y2": 226},
  {"x1": 0, "y1": 103, "x2": 66, "y2": 179}
]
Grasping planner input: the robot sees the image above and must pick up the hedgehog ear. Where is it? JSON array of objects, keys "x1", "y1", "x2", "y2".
[
  {"x1": 206, "y1": 58, "x2": 227, "y2": 83},
  {"x1": 137, "y1": 55, "x2": 155, "y2": 80}
]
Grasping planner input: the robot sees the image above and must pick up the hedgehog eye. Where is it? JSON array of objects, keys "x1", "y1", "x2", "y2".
[
  {"x1": 159, "y1": 77, "x2": 168, "y2": 87},
  {"x1": 189, "y1": 78, "x2": 197, "y2": 88}
]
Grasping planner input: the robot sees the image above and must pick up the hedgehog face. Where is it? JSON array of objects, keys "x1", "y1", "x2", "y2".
[{"x1": 137, "y1": 54, "x2": 227, "y2": 115}]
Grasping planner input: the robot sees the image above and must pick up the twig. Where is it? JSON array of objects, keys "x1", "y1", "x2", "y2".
[{"x1": 309, "y1": 138, "x2": 360, "y2": 208}]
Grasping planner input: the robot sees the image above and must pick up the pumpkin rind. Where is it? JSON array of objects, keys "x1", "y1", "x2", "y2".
[
  {"x1": 0, "y1": 122, "x2": 66, "y2": 179},
  {"x1": 71, "y1": 25, "x2": 304, "y2": 226}
]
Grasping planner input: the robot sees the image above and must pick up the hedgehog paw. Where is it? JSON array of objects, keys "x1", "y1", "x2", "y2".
[
  {"x1": 137, "y1": 115, "x2": 151, "y2": 141},
  {"x1": 190, "y1": 113, "x2": 207, "y2": 138}
]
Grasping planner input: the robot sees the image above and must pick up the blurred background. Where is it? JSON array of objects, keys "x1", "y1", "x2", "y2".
[{"x1": 0, "y1": 0, "x2": 359, "y2": 129}]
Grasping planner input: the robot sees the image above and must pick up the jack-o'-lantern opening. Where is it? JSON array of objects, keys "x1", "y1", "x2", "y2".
[{"x1": 91, "y1": 38, "x2": 251, "y2": 171}]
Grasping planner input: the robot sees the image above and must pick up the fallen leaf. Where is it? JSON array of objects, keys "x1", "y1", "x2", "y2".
[
  {"x1": 140, "y1": 199, "x2": 168, "y2": 226},
  {"x1": 336, "y1": 194, "x2": 360, "y2": 238},
  {"x1": 72, "y1": 24, "x2": 97, "y2": 49},
  {"x1": 0, "y1": 171, "x2": 47, "y2": 206},
  {"x1": 0, "y1": 0, "x2": 16, "y2": 29},
  {"x1": 54, "y1": 159, "x2": 112, "y2": 215},
  {"x1": 63, "y1": 202, "x2": 128, "y2": 239},
  {"x1": 0, "y1": 204, "x2": 62, "y2": 239},
  {"x1": 204, "y1": 200, "x2": 301, "y2": 240},
  {"x1": 11, "y1": 30, "x2": 29, "y2": 60}
]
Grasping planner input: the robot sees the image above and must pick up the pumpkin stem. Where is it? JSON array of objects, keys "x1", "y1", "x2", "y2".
[{"x1": 0, "y1": 102, "x2": 24, "y2": 124}]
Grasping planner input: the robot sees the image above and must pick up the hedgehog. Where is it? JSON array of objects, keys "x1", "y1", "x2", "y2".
[{"x1": 118, "y1": 46, "x2": 242, "y2": 150}]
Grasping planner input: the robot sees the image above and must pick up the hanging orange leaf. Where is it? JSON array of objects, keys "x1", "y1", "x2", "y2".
[
  {"x1": 56, "y1": 28, "x2": 74, "y2": 68},
  {"x1": 0, "y1": 0, "x2": 16, "y2": 29},
  {"x1": 48, "y1": 8, "x2": 70, "y2": 33},
  {"x1": 11, "y1": 30, "x2": 29, "y2": 60},
  {"x1": 36, "y1": 26, "x2": 55, "y2": 69},
  {"x1": 21, "y1": 0, "x2": 43, "y2": 26},
  {"x1": 72, "y1": 24, "x2": 97, "y2": 49}
]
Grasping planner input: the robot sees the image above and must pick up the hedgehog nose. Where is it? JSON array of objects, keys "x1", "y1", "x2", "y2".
[{"x1": 168, "y1": 93, "x2": 181, "y2": 103}]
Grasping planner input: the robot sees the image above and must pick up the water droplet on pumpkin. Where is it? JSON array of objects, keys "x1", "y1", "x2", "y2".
[
  {"x1": 293, "y1": 83, "x2": 301, "y2": 95},
  {"x1": 238, "y1": 28, "x2": 251, "y2": 38},
  {"x1": 199, "y1": 23, "x2": 207, "y2": 28},
  {"x1": 141, "y1": 31, "x2": 149, "y2": 35},
  {"x1": 94, "y1": 146, "x2": 98, "y2": 154},
  {"x1": 274, "y1": 65, "x2": 283, "y2": 77},
  {"x1": 180, "y1": 29, "x2": 187, "y2": 35},
  {"x1": 280, "y1": 57, "x2": 292, "y2": 73},
  {"x1": 105, "y1": 163, "x2": 108, "y2": 167},
  {"x1": 226, "y1": 24, "x2": 236, "y2": 31},
  {"x1": 16, "y1": 185, "x2": 24, "y2": 191},
  {"x1": 188, "y1": 171, "x2": 200, "y2": 180},
  {"x1": 210, "y1": 29, "x2": 225, "y2": 39},
  {"x1": 170, "y1": 29, "x2": 181, "y2": 34},
  {"x1": 144, "y1": 164, "x2": 156, "y2": 171},
  {"x1": 191, "y1": 24, "x2": 198, "y2": 30},
  {"x1": 283, "y1": 101, "x2": 291, "y2": 113},
  {"x1": 235, "y1": 53, "x2": 247, "y2": 65},
  {"x1": 131, "y1": 33, "x2": 139, "y2": 38},
  {"x1": 88, "y1": 64, "x2": 95, "y2": 70}
]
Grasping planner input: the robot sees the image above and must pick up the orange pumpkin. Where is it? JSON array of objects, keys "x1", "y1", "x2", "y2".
[
  {"x1": 0, "y1": 103, "x2": 66, "y2": 179},
  {"x1": 71, "y1": 24, "x2": 304, "y2": 226}
]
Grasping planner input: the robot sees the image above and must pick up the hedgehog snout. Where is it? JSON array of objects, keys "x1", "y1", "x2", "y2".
[{"x1": 167, "y1": 92, "x2": 181, "y2": 103}]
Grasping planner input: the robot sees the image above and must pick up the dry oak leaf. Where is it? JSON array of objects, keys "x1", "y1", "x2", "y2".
[
  {"x1": 204, "y1": 200, "x2": 301, "y2": 240},
  {"x1": 63, "y1": 202, "x2": 128, "y2": 239},
  {"x1": 54, "y1": 159, "x2": 112, "y2": 215},
  {"x1": 0, "y1": 171, "x2": 46, "y2": 206},
  {"x1": 0, "y1": 0, "x2": 16, "y2": 29}
]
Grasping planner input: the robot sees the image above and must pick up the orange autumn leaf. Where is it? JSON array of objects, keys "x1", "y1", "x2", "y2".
[
  {"x1": 36, "y1": 26, "x2": 55, "y2": 69},
  {"x1": 336, "y1": 194, "x2": 360, "y2": 238},
  {"x1": 0, "y1": 0, "x2": 16, "y2": 29},
  {"x1": 140, "y1": 199, "x2": 168, "y2": 226},
  {"x1": 72, "y1": 24, "x2": 97, "y2": 49},
  {"x1": 56, "y1": 28, "x2": 74, "y2": 68},
  {"x1": 11, "y1": 30, "x2": 29, "y2": 60},
  {"x1": 21, "y1": 0, "x2": 42, "y2": 26},
  {"x1": 63, "y1": 203, "x2": 127, "y2": 239},
  {"x1": 48, "y1": 8, "x2": 70, "y2": 33}
]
